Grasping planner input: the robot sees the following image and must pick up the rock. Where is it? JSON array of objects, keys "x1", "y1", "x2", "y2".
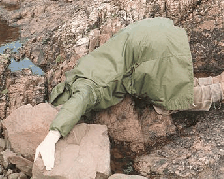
[
  {"x1": 134, "y1": 109, "x2": 224, "y2": 178},
  {"x1": 8, "y1": 155, "x2": 33, "y2": 176},
  {"x1": 2, "y1": 103, "x2": 58, "y2": 160},
  {"x1": 1, "y1": 0, "x2": 19, "y2": 5},
  {"x1": 5, "y1": 69, "x2": 46, "y2": 117},
  {"x1": 0, "y1": 54, "x2": 10, "y2": 120},
  {"x1": 108, "y1": 173, "x2": 147, "y2": 179},
  {"x1": 0, "y1": 54, "x2": 46, "y2": 121},
  {"x1": 1, "y1": 149, "x2": 16, "y2": 169},
  {"x1": 32, "y1": 123, "x2": 110, "y2": 179},
  {"x1": 6, "y1": 169, "x2": 12, "y2": 176},
  {"x1": 18, "y1": 172, "x2": 27, "y2": 179},
  {"x1": 1, "y1": 149, "x2": 32, "y2": 176},
  {"x1": 95, "y1": 96, "x2": 176, "y2": 153},
  {"x1": 7, "y1": 172, "x2": 27, "y2": 179},
  {"x1": 76, "y1": 37, "x2": 89, "y2": 46},
  {"x1": 7, "y1": 173, "x2": 20, "y2": 179},
  {"x1": 0, "y1": 139, "x2": 6, "y2": 151},
  {"x1": 180, "y1": 0, "x2": 224, "y2": 75},
  {"x1": 0, "y1": 165, "x2": 3, "y2": 174}
]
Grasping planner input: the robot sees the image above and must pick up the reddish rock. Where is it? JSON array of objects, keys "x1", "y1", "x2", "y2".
[
  {"x1": 5, "y1": 69, "x2": 46, "y2": 117},
  {"x1": 32, "y1": 123, "x2": 110, "y2": 179},
  {"x1": 2, "y1": 103, "x2": 58, "y2": 160},
  {"x1": 0, "y1": 54, "x2": 46, "y2": 120},
  {"x1": 134, "y1": 109, "x2": 224, "y2": 178},
  {"x1": 95, "y1": 96, "x2": 176, "y2": 153}
]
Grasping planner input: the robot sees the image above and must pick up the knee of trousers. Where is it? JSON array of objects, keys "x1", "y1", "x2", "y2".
[{"x1": 192, "y1": 83, "x2": 222, "y2": 111}]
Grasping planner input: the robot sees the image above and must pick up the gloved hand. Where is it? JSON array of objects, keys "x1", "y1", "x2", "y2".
[{"x1": 35, "y1": 130, "x2": 61, "y2": 170}]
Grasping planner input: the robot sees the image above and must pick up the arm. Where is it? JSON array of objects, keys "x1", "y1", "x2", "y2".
[
  {"x1": 35, "y1": 78, "x2": 100, "y2": 170},
  {"x1": 50, "y1": 78, "x2": 99, "y2": 137}
]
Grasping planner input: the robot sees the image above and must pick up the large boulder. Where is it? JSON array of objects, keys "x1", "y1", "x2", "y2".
[
  {"x1": 32, "y1": 123, "x2": 110, "y2": 179},
  {"x1": 95, "y1": 96, "x2": 176, "y2": 153},
  {"x1": 2, "y1": 103, "x2": 111, "y2": 178},
  {"x1": 2, "y1": 103, "x2": 58, "y2": 160}
]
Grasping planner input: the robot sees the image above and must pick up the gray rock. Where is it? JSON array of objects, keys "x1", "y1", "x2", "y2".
[
  {"x1": 8, "y1": 155, "x2": 33, "y2": 176},
  {"x1": 0, "y1": 165, "x2": 3, "y2": 175},
  {"x1": 1, "y1": 0, "x2": 19, "y2": 5},
  {"x1": 108, "y1": 173, "x2": 147, "y2": 179},
  {"x1": 1, "y1": 149, "x2": 16, "y2": 169},
  {"x1": 0, "y1": 54, "x2": 10, "y2": 121},
  {"x1": 1, "y1": 149, "x2": 32, "y2": 176},
  {"x1": 32, "y1": 123, "x2": 110, "y2": 179},
  {"x1": 7, "y1": 172, "x2": 27, "y2": 179},
  {"x1": 7, "y1": 173, "x2": 20, "y2": 179},
  {"x1": 0, "y1": 139, "x2": 6, "y2": 151},
  {"x1": 18, "y1": 172, "x2": 28, "y2": 179}
]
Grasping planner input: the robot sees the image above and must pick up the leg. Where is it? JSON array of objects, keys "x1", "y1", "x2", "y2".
[
  {"x1": 153, "y1": 72, "x2": 224, "y2": 114},
  {"x1": 191, "y1": 72, "x2": 224, "y2": 111}
]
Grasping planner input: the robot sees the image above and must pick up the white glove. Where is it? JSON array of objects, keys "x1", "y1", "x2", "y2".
[{"x1": 35, "y1": 130, "x2": 61, "y2": 170}]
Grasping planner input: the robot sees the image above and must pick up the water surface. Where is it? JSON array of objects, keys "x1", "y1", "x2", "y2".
[{"x1": 0, "y1": 17, "x2": 44, "y2": 76}]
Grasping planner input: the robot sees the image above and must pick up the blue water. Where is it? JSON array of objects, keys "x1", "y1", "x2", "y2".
[
  {"x1": 0, "y1": 41, "x2": 44, "y2": 76},
  {"x1": 0, "y1": 40, "x2": 22, "y2": 53}
]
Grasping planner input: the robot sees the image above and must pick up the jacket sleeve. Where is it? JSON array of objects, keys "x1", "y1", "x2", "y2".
[{"x1": 49, "y1": 78, "x2": 100, "y2": 137}]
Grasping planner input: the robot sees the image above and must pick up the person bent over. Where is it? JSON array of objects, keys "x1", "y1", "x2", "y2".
[{"x1": 35, "y1": 17, "x2": 224, "y2": 170}]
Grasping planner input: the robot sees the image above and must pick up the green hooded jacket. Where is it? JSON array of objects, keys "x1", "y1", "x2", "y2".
[{"x1": 49, "y1": 17, "x2": 194, "y2": 137}]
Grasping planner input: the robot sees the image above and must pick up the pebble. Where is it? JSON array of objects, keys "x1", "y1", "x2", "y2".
[
  {"x1": 0, "y1": 165, "x2": 3, "y2": 175},
  {"x1": 0, "y1": 139, "x2": 5, "y2": 150},
  {"x1": 18, "y1": 172, "x2": 27, "y2": 179},
  {"x1": 6, "y1": 169, "x2": 13, "y2": 176},
  {"x1": 8, "y1": 173, "x2": 20, "y2": 179}
]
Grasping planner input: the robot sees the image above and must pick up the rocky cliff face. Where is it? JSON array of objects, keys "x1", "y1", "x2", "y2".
[
  {"x1": 0, "y1": 0, "x2": 223, "y2": 178},
  {"x1": 1, "y1": 0, "x2": 223, "y2": 92}
]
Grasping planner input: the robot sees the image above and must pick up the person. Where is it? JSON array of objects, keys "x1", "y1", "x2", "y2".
[{"x1": 34, "y1": 17, "x2": 224, "y2": 170}]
